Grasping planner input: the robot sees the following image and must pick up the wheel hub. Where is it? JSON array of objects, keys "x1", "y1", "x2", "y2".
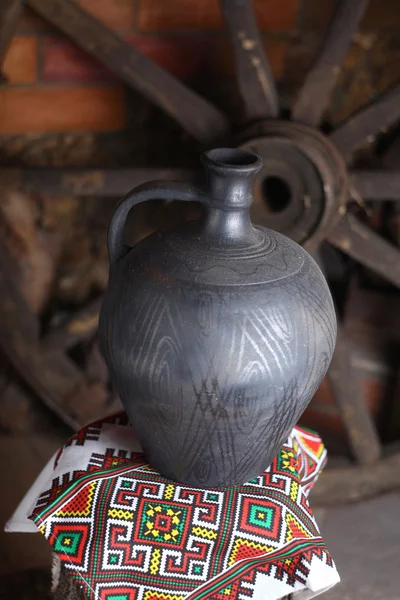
[{"x1": 239, "y1": 121, "x2": 350, "y2": 250}]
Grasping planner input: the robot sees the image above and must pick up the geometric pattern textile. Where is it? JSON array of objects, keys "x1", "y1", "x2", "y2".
[{"x1": 27, "y1": 412, "x2": 339, "y2": 600}]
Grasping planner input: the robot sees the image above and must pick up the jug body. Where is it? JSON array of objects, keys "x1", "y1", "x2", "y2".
[{"x1": 99, "y1": 148, "x2": 336, "y2": 486}]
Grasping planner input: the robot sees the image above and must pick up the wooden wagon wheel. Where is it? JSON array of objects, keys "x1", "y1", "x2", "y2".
[{"x1": 1, "y1": 0, "x2": 400, "y2": 492}]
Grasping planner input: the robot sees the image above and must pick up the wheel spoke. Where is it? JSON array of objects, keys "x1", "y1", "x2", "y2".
[
  {"x1": 27, "y1": 0, "x2": 231, "y2": 145},
  {"x1": 220, "y1": 0, "x2": 278, "y2": 119},
  {"x1": 1, "y1": 166, "x2": 199, "y2": 196},
  {"x1": 330, "y1": 84, "x2": 400, "y2": 162},
  {"x1": 313, "y1": 250, "x2": 381, "y2": 465},
  {"x1": 350, "y1": 170, "x2": 400, "y2": 200},
  {"x1": 327, "y1": 213, "x2": 400, "y2": 288},
  {"x1": 292, "y1": 0, "x2": 368, "y2": 127},
  {"x1": 328, "y1": 330, "x2": 381, "y2": 464}
]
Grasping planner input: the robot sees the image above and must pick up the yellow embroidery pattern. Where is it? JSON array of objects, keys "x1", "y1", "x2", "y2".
[
  {"x1": 107, "y1": 509, "x2": 133, "y2": 520},
  {"x1": 192, "y1": 527, "x2": 217, "y2": 540},
  {"x1": 149, "y1": 548, "x2": 161, "y2": 575}
]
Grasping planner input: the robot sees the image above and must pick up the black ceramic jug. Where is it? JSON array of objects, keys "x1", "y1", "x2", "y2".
[{"x1": 99, "y1": 148, "x2": 336, "y2": 487}]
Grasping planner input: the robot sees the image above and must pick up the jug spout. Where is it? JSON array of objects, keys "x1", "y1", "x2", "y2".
[
  {"x1": 201, "y1": 147, "x2": 262, "y2": 208},
  {"x1": 200, "y1": 148, "x2": 263, "y2": 245}
]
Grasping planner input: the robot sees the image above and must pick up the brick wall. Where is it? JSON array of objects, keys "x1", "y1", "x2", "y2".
[{"x1": 1, "y1": 0, "x2": 399, "y2": 135}]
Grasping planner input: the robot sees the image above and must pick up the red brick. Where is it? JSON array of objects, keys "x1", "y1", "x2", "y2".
[
  {"x1": 254, "y1": 0, "x2": 299, "y2": 31},
  {"x1": 0, "y1": 86, "x2": 125, "y2": 134},
  {"x1": 3, "y1": 36, "x2": 38, "y2": 84},
  {"x1": 300, "y1": 377, "x2": 384, "y2": 448},
  {"x1": 264, "y1": 38, "x2": 290, "y2": 80},
  {"x1": 42, "y1": 36, "x2": 115, "y2": 83},
  {"x1": 42, "y1": 33, "x2": 230, "y2": 83},
  {"x1": 311, "y1": 374, "x2": 385, "y2": 415},
  {"x1": 128, "y1": 35, "x2": 218, "y2": 80},
  {"x1": 300, "y1": 406, "x2": 345, "y2": 434},
  {"x1": 138, "y1": 0, "x2": 298, "y2": 32},
  {"x1": 311, "y1": 377, "x2": 334, "y2": 406},
  {"x1": 77, "y1": 0, "x2": 134, "y2": 31},
  {"x1": 361, "y1": 378, "x2": 386, "y2": 415},
  {"x1": 43, "y1": 33, "x2": 239, "y2": 85},
  {"x1": 138, "y1": 0, "x2": 222, "y2": 31}
]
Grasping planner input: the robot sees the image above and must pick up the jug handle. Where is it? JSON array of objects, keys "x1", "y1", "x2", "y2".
[{"x1": 108, "y1": 180, "x2": 205, "y2": 266}]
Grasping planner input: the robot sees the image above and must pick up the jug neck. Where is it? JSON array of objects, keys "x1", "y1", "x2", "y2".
[{"x1": 200, "y1": 148, "x2": 262, "y2": 245}]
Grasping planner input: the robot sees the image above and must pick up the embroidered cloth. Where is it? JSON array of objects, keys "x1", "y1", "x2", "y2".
[{"x1": 10, "y1": 412, "x2": 339, "y2": 600}]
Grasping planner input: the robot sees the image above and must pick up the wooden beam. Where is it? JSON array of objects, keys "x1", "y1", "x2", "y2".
[
  {"x1": 27, "y1": 0, "x2": 231, "y2": 145},
  {"x1": 0, "y1": 166, "x2": 199, "y2": 196}
]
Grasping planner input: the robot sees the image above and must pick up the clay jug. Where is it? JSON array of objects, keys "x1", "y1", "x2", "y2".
[{"x1": 99, "y1": 148, "x2": 336, "y2": 486}]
